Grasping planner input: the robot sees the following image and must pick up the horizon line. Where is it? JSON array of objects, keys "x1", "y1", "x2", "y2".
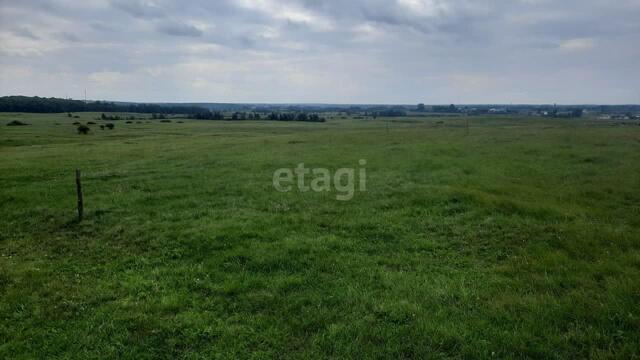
[{"x1": 2, "y1": 95, "x2": 638, "y2": 107}]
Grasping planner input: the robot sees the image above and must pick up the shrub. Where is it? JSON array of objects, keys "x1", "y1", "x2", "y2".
[
  {"x1": 105, "y1": 123, "x2": 115, "y2": 130},
  {"x1": 77, "y1": 125, "x2": 90, "y2": 134},
  {"x1": 160, "y1": 119, "x2": 172, "y2": 123},
  {"x1": 100, "y1": 125, "x2": 105, "y2": 130},
  {"x1": 87, "y1": 121, "x2": 96, "y2": 125},
  {"x1": 6, "y1": 120, "x2": 29, "y2": 126},
  {"x1": 72, "y1": 121, "x2": 81, "y2": 125},
  {"x1": 125, "y1": 121, "x2": 132, "y2": 124}
]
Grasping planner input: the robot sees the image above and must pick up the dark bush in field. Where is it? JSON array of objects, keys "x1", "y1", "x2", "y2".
[
  {"x1": 67, "y1": 113, "x2": 73, "y2": 117},
  {"x1": 72, "y1": 121, "x2": 81, "y2": 125},
  {"x1": 160, "y1": 119, "x2": 172, "y2": 123},
  {"x1": 125, "y1": 121, "x2": 132, "y2": 124},
  {"x1": 77, "y1": 125, "x2": 90, "y2": 134},
  {"x1": 6, "y1": 120, "x2": 29, "y2": 126},
  {"x1": 177, "y1": 121, "x2": 184, "y2": 123},
  {"x1": 73, "y1": 115, "x2": 80, "y2": 118},
  {"x1": 100, "y1": 125, "x2": 105, "y2": 130},
  {"x1": 105, "y1": 123, "x2": 115, "y2": 130},
  {"x1": 87, "y1": 121, "x2": 96, "y2": 125}
]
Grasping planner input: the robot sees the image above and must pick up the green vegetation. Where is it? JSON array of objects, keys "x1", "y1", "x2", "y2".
[{"x1": 1, "y1": 112, "x2": 639, "y2": 358}]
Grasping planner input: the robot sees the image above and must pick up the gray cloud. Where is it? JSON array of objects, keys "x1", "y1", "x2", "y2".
[
  {"x1": 0, "y1": 0, "x2": 639, "y2": 104},
  {"x1": 12, "y1": 27, "x2": 40, "y2": 40},
  {"x1": 58, "y1": 31, "x2": 81, "y2": 42},
  {"x1": 157, "y1": 21, "x2": 203, "y2": 37},
  {"x1": 111, "y1": 0, "x2": 165, "y2": 18}
]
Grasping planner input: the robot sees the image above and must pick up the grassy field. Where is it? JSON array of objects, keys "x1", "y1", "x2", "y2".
[{"x1": 1, "y1": 112, "x2": 640, "y2": 359}]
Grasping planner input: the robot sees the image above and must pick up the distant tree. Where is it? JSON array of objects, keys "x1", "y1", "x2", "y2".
[
  {"x1": 7, "y1": 120, "x2": 29, "y2": 126},
  {"x1": 432, "y1": 104, "x2": 459, "y2": 113},
  {"x1": 417, "y1": 103, "x2": 426, "y2": 112},
  {"x1": 77, "y1": 125, "x2": 90, "y2": 134}
]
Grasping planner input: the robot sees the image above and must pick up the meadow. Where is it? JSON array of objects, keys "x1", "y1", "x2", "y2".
[{"x1": 1, "y1": 112, "x2": 639, "y2": 359}]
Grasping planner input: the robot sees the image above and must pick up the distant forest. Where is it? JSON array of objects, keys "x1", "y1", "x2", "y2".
[
  {"x1": 0, "y1": 96, "x2": 327, "y2": 123},
  {"x1": 2, "y1": 96, "x2": 638, "y2": 117},
  {"x1": 0, "y1": 96, "x2": 205, "y2": 114}
]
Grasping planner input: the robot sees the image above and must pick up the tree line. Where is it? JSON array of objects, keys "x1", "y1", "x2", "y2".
[
  {"x1": 0, "y1": 96, "x2": 205, "y2": 114},
  {"x1": 189, "y1": 111, "x2": 326, "y2": 122}
]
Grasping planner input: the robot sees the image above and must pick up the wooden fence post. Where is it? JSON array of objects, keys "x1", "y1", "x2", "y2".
[{"x1": 76, "y1": 169, "x2": 83, "y2": 221}]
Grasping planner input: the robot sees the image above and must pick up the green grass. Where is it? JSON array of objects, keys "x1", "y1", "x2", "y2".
[{"x1": 1, "y1": 112, "x2": 640, "y2": 359}]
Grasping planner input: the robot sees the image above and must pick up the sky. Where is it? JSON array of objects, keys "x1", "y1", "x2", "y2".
[{"x1": 0, "y1": 0, "x2": 639, "y2": 104}]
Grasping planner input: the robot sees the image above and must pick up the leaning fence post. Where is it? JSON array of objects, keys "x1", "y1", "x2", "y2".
[{"x1": 76, "y1": 169, "x2": 83, "y2": 221}]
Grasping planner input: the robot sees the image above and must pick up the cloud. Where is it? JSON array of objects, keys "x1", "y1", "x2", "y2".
[
  {"x1": 12, "y1": 27, "x2": 40, "y2": 40},
  {"x1": 0, "y1": 0, "x2": 639, "y2": 104},
  {"x1": 58, "y1": 31, "x2": 81, "y2": 42},
  {"x1": 157, "y1": 21, "x2": 203, "y2": 37},
  {"x1": 88, "y1": 71, "x2": 126, "y2": 86},
  {"x1": 559, "y1": 38, "x2": 594, "y2": 51},
  {"x1": 110, "y1": 0, "x2": 164, "y2": 18}
]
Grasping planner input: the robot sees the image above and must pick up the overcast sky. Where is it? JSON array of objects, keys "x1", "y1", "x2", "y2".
[{"x1": 1, "y1": 0, "x2": 639, "y2": 104}]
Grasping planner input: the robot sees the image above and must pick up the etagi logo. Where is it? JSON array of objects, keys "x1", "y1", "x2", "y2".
[{"x1": 273, "y1": 160, "x2": 367, "y2": 201}]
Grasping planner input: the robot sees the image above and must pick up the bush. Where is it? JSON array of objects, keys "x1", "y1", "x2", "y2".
[
  {"x1": 100, "y1": 125, "x2": 105, "y2": 130},
  {"x1": 6, "y1": 120, "x2": 29, "y2": 126},
  {"x1": 105, "y1": 123, "x2": 115, "y2": 130},
  {"x1": 77, "y1": 125, "x2": 90, "y2": 134},
  {"x1": 125, "y1": 121, "x2": 132, "y2": 124},
  {"x1": 87, "y1": 121, "x2": 96, "y2": 125},
  {"x1": 72, "y1": 121, "x2": 81, "y2": 125},
  {"x1": 160, "y1": 119, "x2": 172, "y2": 123}
]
